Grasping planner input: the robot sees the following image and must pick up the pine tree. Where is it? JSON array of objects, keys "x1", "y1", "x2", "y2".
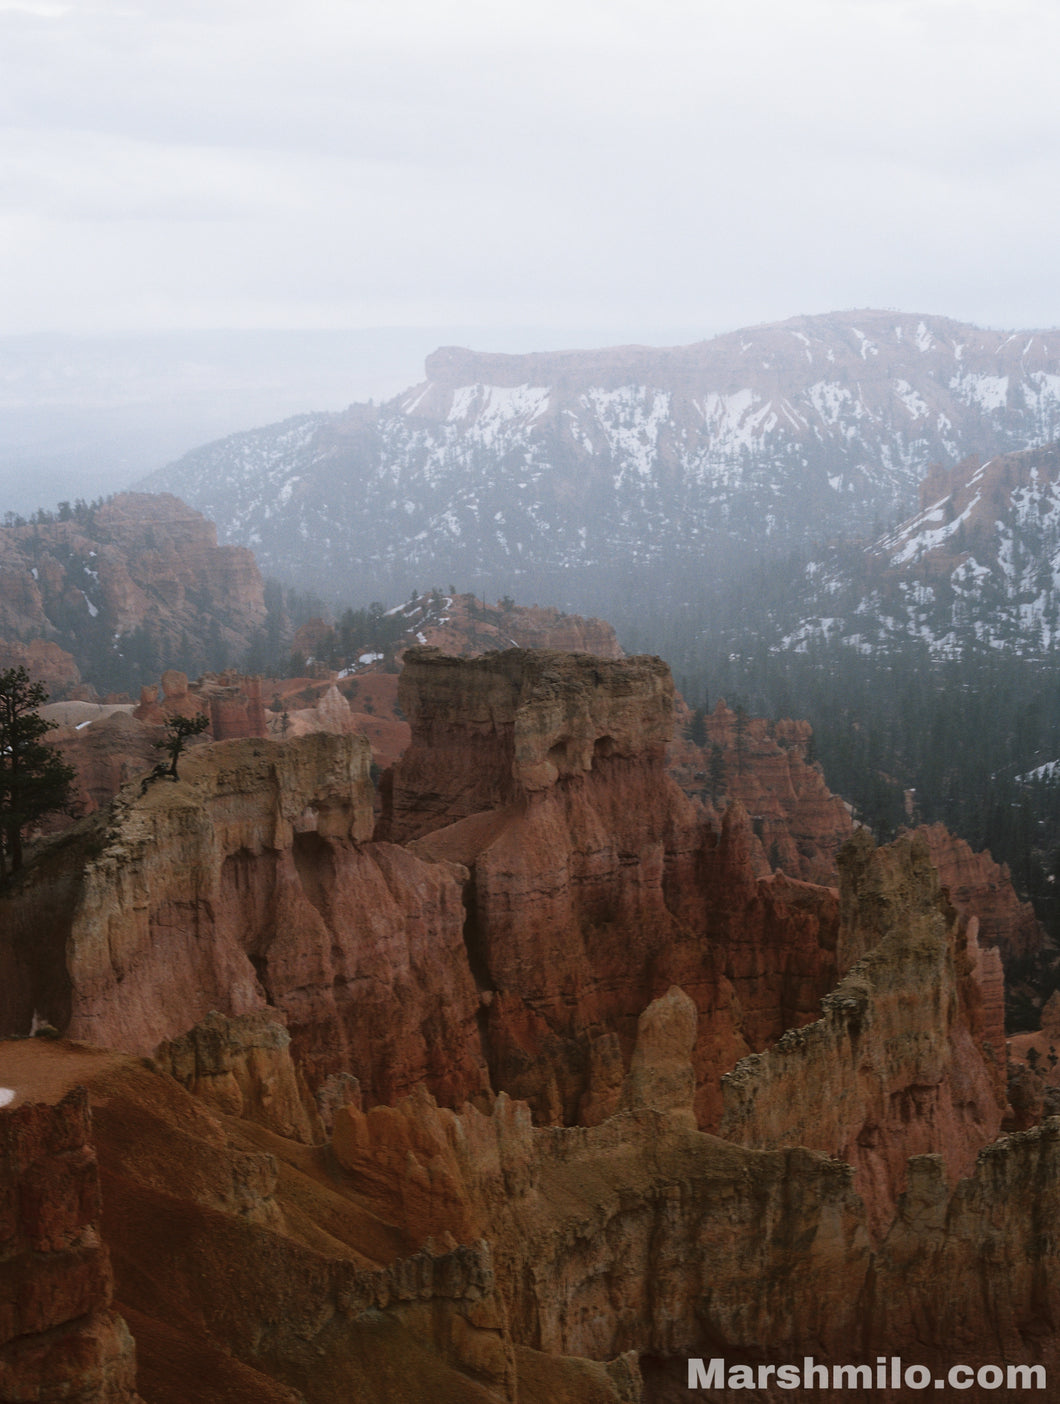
[
  {"x1": 156, "y1": 713, "x2": 211, "y2": 781},
  {"x1": 0, "y1": 667, "x2": 76, "y2": 878}
]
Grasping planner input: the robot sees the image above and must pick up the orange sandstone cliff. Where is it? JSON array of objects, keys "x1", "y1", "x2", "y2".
[
  {"x1": 3, "y1": 986, "x2": 1057, "y2": 1402},
  {"x1": 2, "y1": 651, "x2": 840, "y2": 1133},
  {"x1": 719, "y1": 828, "x2": 1007, "y2": 1236},
  {"x1": 380, "y1": 648, "x2": 840, "y2": 1127},
  {"x1": 0, "y1": 732, "x2": 489, "y2": 1112},
  {"x1": 0, "y1": 1056, "x2": 142, "y2": 1404}
]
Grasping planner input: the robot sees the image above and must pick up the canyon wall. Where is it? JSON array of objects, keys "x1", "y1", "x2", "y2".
[
  {"x1": 719, "y1": 829, "x2": 1007, "y2": 1235},
  {"x1": 6, "y1": 988, "x2": 1056, "y2": 1404},
  {"x1": 0, "y1": 1074, "x2": 141, "y2": 1403},
  {"x1": 916, "y1": 821, "x2": 1044, "y2": 966},
  {"x1": 0, "y1": 733, "x2": 489, "y2": 1111},
  {"x1": 2, "y1": 646, "x2": 1057, "y2": 1399},
  {"x1": 385, "y1": 649, "x2": 839, "y2": 1126},
  {"x1": 2, "y1": 653, "x2": 841, "y2": 1132},
  {"x1": 381, "y1": 647, "x2": 676, "y2": 840},
  {"x1": 669, "y1": 700, "x2": 855, "y2": 885},
  {"x1": 407, "y1": 592, "x2": 624, "y2": 662}
]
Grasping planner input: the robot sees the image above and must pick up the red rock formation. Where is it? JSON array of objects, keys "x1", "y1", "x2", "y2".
[
  {"x1": 90, "y1": 494, "x2": 264, "y2": 641},
  {"x1": 154, "y1": 1009, "x2": 323, "y2": 1143},
  {"x1": 719, "y1": 829, "x2": 1007, "y2": 1236},
  {"x1": 290, "y1": 616, "x2": 334, "y2": 662},
  {"x1": 386, "y1": 649, "x2": 839, "y2": 1128},
  {"x1": 3, "y1": 652, "x2": 841, "y2": 1136},
  {"x1": 49, "y1": 711, "x2": 159, "y2": 826},
  {"x1": 208, "y1": 674, "x2": 268, "y2": 740},
  {"x1": 415, "y1": 593, "x2": 623, "y2": 661},
  {"x1": 6, "y1": 639, "x2": 1060, "y2": 1397},
  {"x1": 670, "y1": 698, "x2": 854, "y2": 885},
  {"x1": 382, "y1": 647, "x2": 676, "y2": 842},
  {"x1": 131, "y1": 670, "x2": 266, "y2": 736},
  {"x1": 917, "y1": 821, "x2": 1044, "y2": 963},
  {"x1": 0, "y1": 638, "x2": 80, "y2": 693},
  {"x1": 0, "y1": 1066, "x2": 141, "y2": 1403},
  {"x1": 130, "y1": 684, "x2": 165, "y2": 725},
  {"x1": 7, "y1": 989, "x2": 1060, "y2": 1404},
  {"x1": 0, "y1": 734, "x2": 489, "y2": 1116},
  {"x1": 3, "y1": 1038, "x2": 666, "y2": 1403},
  {"x1": 915, "y1": 821, "x2": 1048, "y2": 1025},
  {"x1": 1005, "y1": 989, "x2": 1060, "y2": 1127},
  {"x1": 0, "y1": 493, "x2": 266, "y2": 696}
]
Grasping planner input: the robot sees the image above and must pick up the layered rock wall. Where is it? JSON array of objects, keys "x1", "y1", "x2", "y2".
[
  {"x1": 0, "y1": 1086, "x2": 141, "y2": 1403},
  {"x1": 9, "y1": 994, "x2": 1058, "y2": 1404},
  {"x1": 329, "y1": 988, "x2": 1059, "y2": 1385},
  {"x1": 383, "y1": 647, "x2": 674, "y2": 841},
  {"x1": 411, "y1": 594, "x2": 624, "y2": 662},
  {"x1": 917, "y1": 821, "x2": 1050, "y2": 1030},
  {"x1": 669, "y1": 700, "x2": 855, "y2": 885},
  {"x1": 0, "y1": 734, "x2": 488, "y2": 1111},
  {"x1": 3, "y1": 653, "x2": 842, "y2": 1135},
  {"x1": 3, "y1": 640, "x2": 1058, "y2": 1399},
  {"x1": 719, "y1": 830, "x2": 1007, "y2": 1235},
  {"x1": 388, "y1": 649, "x2": 839, "y2": 1128}
]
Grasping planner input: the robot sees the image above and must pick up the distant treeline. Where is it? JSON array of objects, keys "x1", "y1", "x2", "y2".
[{"x1": 2, "y1": 496, "x2": 110, "y2": 529}]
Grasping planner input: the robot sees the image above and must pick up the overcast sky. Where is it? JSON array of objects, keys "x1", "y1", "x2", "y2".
[{"x1": 3, "y1": 0, "x2": 1060, "y2": 350}]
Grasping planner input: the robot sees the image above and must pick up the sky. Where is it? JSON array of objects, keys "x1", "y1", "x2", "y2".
[{"x1": 2, "y1": 0, "x2": 1060, "y2": 355}]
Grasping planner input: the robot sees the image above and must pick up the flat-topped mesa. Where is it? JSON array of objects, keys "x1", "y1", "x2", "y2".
[{"x1": 381, "y1": 647, "x2": 674, "y2": 843}]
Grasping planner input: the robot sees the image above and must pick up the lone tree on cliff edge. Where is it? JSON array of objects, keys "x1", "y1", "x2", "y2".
[
  {"x1": 0, "y1": 667, "x2": 76, "y2": 879},
  {"x1": 156, "y1": 711, "x2": 210, "y2": 780}
]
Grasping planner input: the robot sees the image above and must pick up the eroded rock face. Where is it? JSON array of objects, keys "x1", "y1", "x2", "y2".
[
  {"x1": 917, "y1": 821, "x2": 1045, "y2": 963},
  {"x1": 325, "y1": 986, "x2": 1060, "y2": 1389},
  {"x1": 9, "y1": 978, "x2": 1059, "y2": 1404},
  {"x1": 669, "y1": 701, "x2": 855, "y2": 886},
  {"x1": 155, "y1": 1010, "x2": 322, "y2": 1144},
  {"x1": 382, "y1": 648, "x2": 675, "y2": 840},
  {"x1": 3, "y1": 652, "x2": 843, "y2": 1138},
  {"x1": 0, "y1": 1084, "x2": 141, "y2": 1403},
  {"x1": 0, "y1": 493, "x2": 266, "y2": 696},
  {"x1": 3, "y1": 638, "x2": 1060, "y2": 1399},
  {"x1": 411, "y1": 593, "x2": 624, "y2": 663},
  {"x1": 41, "y1": 678, "x2": 268, "y2": 837},
  {"x1": 0, "y1": 637, "x2": 81, "y2": 692},
  {"x1": 49, "y1": 711, "x2": 160, "y2": 828},
  {"x1": 916, "y1": 820, "x2": 1051, "y2": 1030},
  {"x1": 719, "y1": 830, "x2": 1007, "y2": 1236},
  {"x1": 388, "y1": 650, "x2": 839, "y2": 1128},
  {"x1": 0, "y1": 734, "x2": 488, "y2": 1113}
]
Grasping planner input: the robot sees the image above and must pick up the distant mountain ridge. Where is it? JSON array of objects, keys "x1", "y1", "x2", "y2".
[
  {"x1": 139, "y1": 309, "x2": 1060, "y2": 606},
  {"x1": 779, "y1": 442, "x2": 1060, "y2": 660}
]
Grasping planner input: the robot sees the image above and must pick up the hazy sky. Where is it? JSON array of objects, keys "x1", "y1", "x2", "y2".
[{"x1": 3, "y1": 0, "x2": 1060, "y2": 344}]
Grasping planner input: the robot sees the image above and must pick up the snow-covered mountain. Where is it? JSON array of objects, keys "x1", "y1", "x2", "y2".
[
  {"x1": 780, "y1": 443, "x2": 1060, "y2": 660},
  {"x1": 139, "y1": 310, "x2": 1060, "y2": 604}
]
